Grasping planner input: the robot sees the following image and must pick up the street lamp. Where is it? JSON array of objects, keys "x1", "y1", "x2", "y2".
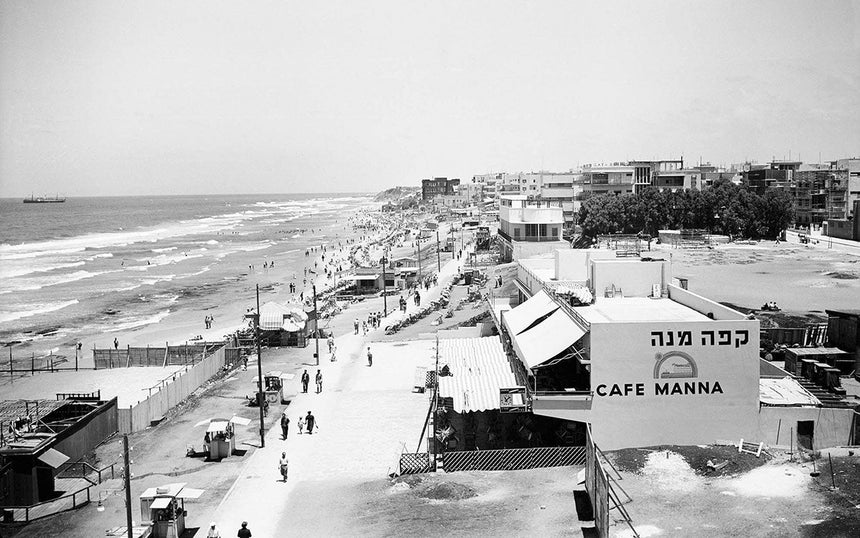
[{"x1": 381, "y1": 251, "x2": 388, "y2": 316}]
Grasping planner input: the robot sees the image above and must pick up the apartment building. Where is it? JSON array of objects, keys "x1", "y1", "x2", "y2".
[{"x1": 497, "y1": 194, "x2": 567, "y2": 262}]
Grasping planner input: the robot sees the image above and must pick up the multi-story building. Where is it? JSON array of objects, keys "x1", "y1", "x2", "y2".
[
  {"x1": 475, "y1": 171, "x2": 581, "y2": 229},
  {"x1": 497, "y1": 194, "x2": 567, "y2": 262},
  {"x1": 789, "y1": 168, "x2": 850, "y2": 225},
  {"x1": 580, "y1": 163, "x2": 635, "y2": 196},
  {"x1": 742, "y1": 161, "x2": 800, "y2": 195},
  {"x1": 421, "y1": 177, "x2": 460, "y2": 201},
  {"x1": 628, "y1": 159, "x2": 704, "y2": 192},
  {"x1": 834, "y1": 158, "x2": 860, "y2": 219}
]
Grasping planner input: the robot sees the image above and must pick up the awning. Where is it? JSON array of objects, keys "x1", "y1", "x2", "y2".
[
  {"x1": 437, "y1": 337, "x2": 517, "y2": 413},
  {"x1": 502, "y1": 290, "x2": 559, "y2": 336},
  {"x1": 207, "y1": 421, "x2": 229, "y2": 433},
  {"x1": 176, "y1": 487, "x2": 205, "y2": 500},
  {"x1": 37, "y1": 448, "x2": 70, "y2": 468},
  {"x1": 150, "y1": 497, "x2": 172, "y2": 510},
  {"x1": 259, "y1": 302, "x2": 289, "y2": 331},
  {"x1": 511, "y1": 309, "x2": 586, "y2": 369},
  {"x1": 352, "y1": 274, "x2": 380, "y2": 281}
]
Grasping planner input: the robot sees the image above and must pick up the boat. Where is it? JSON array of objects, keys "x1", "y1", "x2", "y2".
[{"x1": 23, "y1": 194, "x2": 66, "y2": 204}]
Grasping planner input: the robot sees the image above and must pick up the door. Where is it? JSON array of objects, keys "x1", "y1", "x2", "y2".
[{"x1": 797, "y1": 420, "x2": 814, "y2": 450}]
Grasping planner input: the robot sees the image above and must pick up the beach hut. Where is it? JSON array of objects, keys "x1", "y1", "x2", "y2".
[
  {"x1": 138, "y1": 483, "x2": 204, "y2": 538},
  {"x1": 256, "y1": 302, "x2": 309, "y2": 347}
]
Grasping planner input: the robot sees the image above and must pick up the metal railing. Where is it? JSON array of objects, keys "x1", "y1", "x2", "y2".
[
  {"x1": 56, "y1": 461, "x2": 116, "y2": 485},
  {"x1": 3, "y1": 485, "x2": 91, "y2": 523}
]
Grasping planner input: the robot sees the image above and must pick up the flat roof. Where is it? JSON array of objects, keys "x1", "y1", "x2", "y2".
[
  {"x1": 785, "y1": 347, "x2": 851, "y2": 357},
  {"x1": 576, "y1": 297, "x2": 712, "y2": 323}
]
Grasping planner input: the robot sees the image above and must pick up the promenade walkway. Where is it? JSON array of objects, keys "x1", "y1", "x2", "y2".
[{"x1": 198, "y1": 259, "x2": 465, "y2": 535}]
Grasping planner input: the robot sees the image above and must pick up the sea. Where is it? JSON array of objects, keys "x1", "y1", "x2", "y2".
[{"x1": 0, "y1": 193, "x2": 372, "y2": 355}]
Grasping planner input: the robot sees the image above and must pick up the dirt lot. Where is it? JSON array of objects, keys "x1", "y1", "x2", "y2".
[
  {"x1": 607, "y1": 445, "x2": 860, "y2": 538},
  {"x1": 278, "y1": 466, "x2": 586, "y2": 537}
]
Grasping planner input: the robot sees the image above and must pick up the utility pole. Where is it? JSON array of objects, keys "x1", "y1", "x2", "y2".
[
  {"x1": 416, "y1": 234, "x2": 422, "y2": 281},
  {"x1": 313, "y1": 284, "x2": 319, "y2": 366},
  {"x1": 123, "y1": 434, "x2": 133, "y2": 537},
  {"x1": 435, "y1": 230, "x2": 441, "y2": 272},
  {"x1": 449, "y1": 226, "x2": 455, "y2": 259},
  {"x1": 381, "y1": 254, "x2": 388, "y2": 316},
  {"x1": 254, "y1": 284, "x2": 265, "y2": 448}
]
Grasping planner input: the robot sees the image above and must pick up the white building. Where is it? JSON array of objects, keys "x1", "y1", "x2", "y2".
[
  {"x1": 490, "y1": 249, "x2": 855, "y2": 450},
  {"x1": 497, "y1": 194, "x2": 568, "y2": 262}
]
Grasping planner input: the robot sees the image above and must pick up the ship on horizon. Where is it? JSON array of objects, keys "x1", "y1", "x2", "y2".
[{"x1": 23, "y1": 194, "x2": 66, "y2": 204}]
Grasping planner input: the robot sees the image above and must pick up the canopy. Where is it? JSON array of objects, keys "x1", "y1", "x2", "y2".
[
  {"x1": 759, "y1": 377, "x2": 821, "y2": 406},
  {"x1": 511, "y1": 309, "x2": 586, "y2": 369},
  {"x1": 437, "y1": 337, "x2": 517, "y2": 413},
  {"x1": 150, "y1": 497, "x2": 172, "y2": 510},
  {"x1": 37, "y1": 448, "x2": 69, "y2": 469},
  {"x1": 352, "y1": 274, "x2": 380, "y2": 281},
  {"x1": 259, "y1": 302, "x2": 290, "y2": 331},
  {"x1": 207, "y1": 421, "x2": 229, "y2": 433},
  {"x1": 502, "y1": 290, "x2": 559, "y2": 336}
]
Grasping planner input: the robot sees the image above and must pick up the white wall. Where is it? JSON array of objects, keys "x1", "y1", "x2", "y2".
[
  {"x1": 668, "y1": 284, "x2": 747, "y2": 320},
  {"x1": 582, "y1": 319, "x2": 760, "y2": 450},
  {"x1": 591, "y1": 259, "x2": 669, "y2": 297},
  {"x1": 755, "y1": 406, "x2": 855, "y2": 450},
  {"x1": 512, "y1": 240, "x2": 569, "y2": 261},
  {"x1": 554, "y1": 249, "x2": 615, "y2": 281}
]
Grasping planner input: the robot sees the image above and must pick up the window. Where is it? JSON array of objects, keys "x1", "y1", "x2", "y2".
[
  {"x1": 539, "y1": 224, "x2": 547, "y2": 237},
  {"x1": 551, "y1": 227, "x2": 558, "y2": 238},
  {"x1": 513, "y1": 227, "x2": 521, "y2": 238}
]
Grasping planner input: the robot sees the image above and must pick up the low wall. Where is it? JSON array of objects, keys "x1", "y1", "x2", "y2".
[
  {"x1": 117, "y1": 347, "x2": 229, "y2": 433},
  {"x1": 755, "y1": 406, "x2": 856, "y2": 449},
  {"x1": 94, "y1": 343, "x2": 225, "y2": 369},
  {"x1": 52, "y1": 398, "x2": 119, "y2": 464}
]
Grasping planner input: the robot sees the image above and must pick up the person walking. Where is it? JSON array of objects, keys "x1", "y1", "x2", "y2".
[
  {"x1": 237, "y1": 521, "x2": 252, "y2": 538},
  {"x1": 315, "y1": 369, "x2": 323, "y2": 393},
  {"x1": 280, "y1": 412, "x2": 289, "y2": 440},
  {"x1": 301, "y1": 370, "x2": 310, "y2": 393},
  {"x1": 367, "y1": 346, "x2": 373, "y2": 367},
  {"x1": 327, "y1": 334, "x2": 334, "y2": 353},
  {"x1": 305, "y1": 411, "x2": 317, "y2": 434},
  {"x1": 113, "y1": 337, "x2": 119, "y2": 350},
  {"x1": 354, "y1": 318, "x2": 359, "y2": 335},
  {"x1": 297, "y1": 415, "x2": 304, "y2": 435},
  {"x1": 279, "y1": 452, "x2": 289, "y2": 482},
  {"x1": 206, "y1": 522, "x2": 221, "y2": 538}
]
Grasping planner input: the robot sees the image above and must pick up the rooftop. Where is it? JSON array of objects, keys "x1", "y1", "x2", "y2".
[{"x1": 576, "y1": 297, "x2": 711, "y2": 323}]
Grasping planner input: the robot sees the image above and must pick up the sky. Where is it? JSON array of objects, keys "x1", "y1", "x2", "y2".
[{"x1": 1, "y1": 0, "x2": 859, "y2": 196}]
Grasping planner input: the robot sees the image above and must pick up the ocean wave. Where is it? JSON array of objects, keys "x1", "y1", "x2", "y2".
[
  {"x1": 0, "y1": 299, "x2": 79, "y2": 324},
  {"x1": 0, "y1": 269, "x2": 121, "y2": 294},
  {"x1": 152, "y1": 247, "x2": 177, "y2": 253},
  {"x1": 0, "y1": 260, "x2": 86, "y2": 279},
  {"x1": 104, "y1": 309, "x2": 172, "y2": 333}
]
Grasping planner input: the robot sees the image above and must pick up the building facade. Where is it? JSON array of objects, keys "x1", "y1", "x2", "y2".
[
  {"x1": 497, "y1": 194, "x2": 567, "y2": 262},
  {"x1": 421, "y1": 177, "x2": 460, "y2": 201}
]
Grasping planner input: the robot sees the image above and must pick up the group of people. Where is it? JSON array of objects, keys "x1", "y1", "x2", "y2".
[
  {"x1": 204, "y1": 315, "x2": 215, "y2": 329},
  {"x1": 207, "y1": 521, "x2": 252, "y2": 538},
  {"x1": 300, "y1": 369, "x2": 324, "y2": 394}
]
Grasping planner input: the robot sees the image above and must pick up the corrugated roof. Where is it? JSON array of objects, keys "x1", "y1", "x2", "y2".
[{"x1": 437, "y1": 337, "x2": 517, "y2": 413}]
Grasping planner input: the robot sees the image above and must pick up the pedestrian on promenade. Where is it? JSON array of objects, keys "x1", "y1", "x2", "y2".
[
  {"x1": 305, "y1": 411, "x2": 317, "y2": 434},
  {"x1": 113, "y1": 337, "x2": 119, "y2": 350},
  {"x1": 301, "y1": 369, "x2": 310, "y2": 393},
  {"x1": 315, "y1": 369, "x2": 323, "y2": 393},
  {"x1": 367, "y1": 346, "x2": 373, "y2": 367},
  {"x1": 279, "y1": 453, "x2": 289, "y2": 482},
  {"x1": 327, "y1": 334, "x2": 334, "y2": 353},
  {"x1": 207, "y1": 522, "x2": 221, "y2": 537},
  {"x1": 297, "y1": 416, "x2": 304, "y2": 435},
  {"x1": 330, "y1": 345, "x2": 337, "y2": 362},
  {"x1": 280, "y1": 412, "x2": 289, "y2": 440},
  {"x1": 354, "y1": 318, "x2": 359, "y2": 335}
]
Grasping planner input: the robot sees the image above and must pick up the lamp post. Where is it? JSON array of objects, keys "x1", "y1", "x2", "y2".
[
  {"x1": 254, "y1": 284, "x2": 265, "y2": 448},
  {"x1": 381, "y1": 254, "x2": 388, "y2": 316},
  {"x1": 435, "y1": 230, "x2": 441, "y2": 272},
  {"x1": 313, "y1": 284, "x2": 319, "y2": 366}
]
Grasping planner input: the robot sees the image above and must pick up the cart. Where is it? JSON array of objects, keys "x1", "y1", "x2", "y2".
[{"x1": 138, "y1": 483, "x2": 204, "y2": 538}]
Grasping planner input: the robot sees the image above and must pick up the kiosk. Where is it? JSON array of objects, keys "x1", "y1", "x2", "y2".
[
  {"x1": 253, "y1": 371, "x2": 290, "y2": 404},
  {"x1": 139, "y1": 483, "x2": 204, "y2": 538},
  {"x1": 196, "y1": 416, "x2": 251, "y2": 459}
]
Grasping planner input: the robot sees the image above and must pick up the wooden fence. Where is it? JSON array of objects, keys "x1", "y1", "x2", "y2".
[
  {"x1": 442, "y1": 445, "x2": 585, "y2": 472},
  {"x1": 399, "y1": 452, "x2": 432, "y2": 474},
  {"x1": 585, "y1": 426, "x2": 609, "y2": 537},
  {"x1": 93, "y1": 342, "x2": 226, "y2": 369},
  {"x1": 117, "y1": 347, "x2": 230, "y2": 433}
]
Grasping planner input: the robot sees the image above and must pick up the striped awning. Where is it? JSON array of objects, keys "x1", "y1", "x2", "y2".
[
  {"x1": 511, "y1": 309, "x2": 586, "y2": 369},
  {"x1": 437, "y1": 337, "x2": 517, "y2": 413},
  {"x1": 502, "y1": 290, "x2": 559, "y2": 336}
]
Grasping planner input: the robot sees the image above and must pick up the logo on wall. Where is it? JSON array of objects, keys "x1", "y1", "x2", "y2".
[{"x1": 653, "y1": 351, "x2": 698, "y2": 379}]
